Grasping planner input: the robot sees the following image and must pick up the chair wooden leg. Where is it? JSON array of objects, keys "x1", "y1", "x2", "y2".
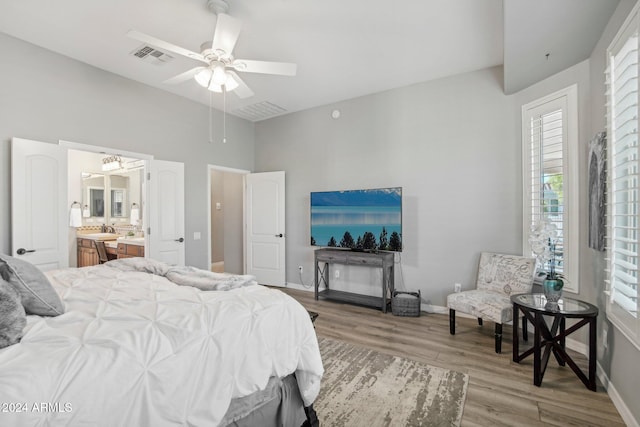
[
  {"x1": 449, "y1": 309, "x2": 455, "y2": 335},
  {"x1": 477, "y1": 318, "x2": 483, "y2": 326},
  {"x1": 522, "y1": 316, "x2": 528, "y2": 342},
  {"x1": 495, "y1": 323, "x2": 503, "y2": 353}
]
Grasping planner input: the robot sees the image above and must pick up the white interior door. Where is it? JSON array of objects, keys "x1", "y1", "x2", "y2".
[
  {"x1": 245, "y1": 171, "x2": 285, "y2": 286},
  {"x1": 148, "y1": 159, "x2": 185, "y2": 266},
  {"x1": 11, "y1": 138, "x2": 68, "y2": 270}
]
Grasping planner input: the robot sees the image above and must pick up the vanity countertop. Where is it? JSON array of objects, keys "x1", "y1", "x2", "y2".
[
  {"x1": 117, "y1": 237, "x2": 145, "y2": 246},
  {"x1": 78, "y1": 233, "x2": 121, "y2": 241}
]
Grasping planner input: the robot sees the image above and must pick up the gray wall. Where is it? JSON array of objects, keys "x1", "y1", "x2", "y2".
[
  {"x1": 0, "y1": 33, "x2": 255, "y2": 269},
  {"x1": 210, "y1": 168, "x2": 244, "y2": 274},
  {"x1": 255, "y1": 66, "x2": 520, "y2": 308},
  {"x1": 222, "y1": 171, "x2": 244, "y2": 275},
  {"x1": 211, "y1": 169, "x2": 225, "y2": 263}
]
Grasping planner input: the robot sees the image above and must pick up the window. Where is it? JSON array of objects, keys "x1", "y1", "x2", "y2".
[
  {"x1": 606, "y1": 3, "x2": 640, "y2": 348},
  {"x1": 522, "y1": 85, "x2": 579, "y2": 292}
]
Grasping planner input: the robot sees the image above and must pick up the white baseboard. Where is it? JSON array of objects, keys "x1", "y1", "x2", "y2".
[
  {"x1": 600, "y1": 367, "x2": 640, "y2": 427},
  {"x1": 285, "y1": 282, "x2": 316, "y2": 292}
]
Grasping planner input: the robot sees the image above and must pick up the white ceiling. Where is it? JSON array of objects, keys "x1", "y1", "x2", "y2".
[{"x1": 0, "y1": 0, "x2": 619, "y2": 121}]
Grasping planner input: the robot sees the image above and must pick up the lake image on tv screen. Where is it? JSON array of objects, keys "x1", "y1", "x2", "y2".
[{"x1": 311, "y1": 188, "x2": 402, "y2": 251}]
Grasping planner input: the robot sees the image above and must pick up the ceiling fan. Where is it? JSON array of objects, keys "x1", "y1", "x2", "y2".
[{"x1": 127, "y1": 12, "x2": 297, "y2": 99}]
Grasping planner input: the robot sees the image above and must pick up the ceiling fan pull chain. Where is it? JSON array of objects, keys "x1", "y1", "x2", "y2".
[
  {"x1": 223, "y1": 86, "x2": 227, "y2": 144},
  {"x1": 208, "y1": 91, "x2": 214, "y2": 144}
]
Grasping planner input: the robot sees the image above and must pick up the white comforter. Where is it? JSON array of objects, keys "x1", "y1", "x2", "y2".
[{"x1": 0, "y1": 265, "x2": 323, "y2": 426}]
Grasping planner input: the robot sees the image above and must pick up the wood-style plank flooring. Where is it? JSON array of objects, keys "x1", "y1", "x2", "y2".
[{"x1": 280, "y1": 288, "x2": 625, "y2": 427}]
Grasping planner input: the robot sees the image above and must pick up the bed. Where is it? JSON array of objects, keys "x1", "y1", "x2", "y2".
[{"x1": 0, "y1": 256, "x2": 323, "y2": 426}]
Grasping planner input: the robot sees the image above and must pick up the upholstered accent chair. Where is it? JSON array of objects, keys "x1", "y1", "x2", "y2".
[{"x1": 447, "y1": 252, "x2": 536, "y2": 353}]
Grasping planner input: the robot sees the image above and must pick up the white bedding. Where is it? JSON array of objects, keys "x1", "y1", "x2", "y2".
[{"x1": 0, "y1": 264, "x2": 323, "y2": 426}]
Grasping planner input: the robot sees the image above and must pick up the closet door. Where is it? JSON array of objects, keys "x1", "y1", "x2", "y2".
[
  {"x1": 11, "y1": 138, "x2": 68, "y2": 270},
  {"x1": 245, "y1": 171, "x2": 286, "y2": 286}
]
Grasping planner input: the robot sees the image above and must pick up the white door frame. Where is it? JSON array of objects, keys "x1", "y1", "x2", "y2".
[
  {"x1": 207, "y1": 164, "x2": 250, "y2": 273},
  {"x1": 59, "y1": 140, "x2": 154, "y2": 162}
]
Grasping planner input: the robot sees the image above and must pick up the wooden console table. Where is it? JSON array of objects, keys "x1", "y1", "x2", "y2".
[{"x1": 314, "y1": 248, "x2": 395, "y2": 312}]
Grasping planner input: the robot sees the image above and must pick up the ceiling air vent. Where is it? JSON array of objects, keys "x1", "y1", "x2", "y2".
[
  {"x1": 233, "y1": 101, "x2": 287, "y2": 122},
  {"x1": 130, "y1": 45, "x2": 174, "y2": 65}
]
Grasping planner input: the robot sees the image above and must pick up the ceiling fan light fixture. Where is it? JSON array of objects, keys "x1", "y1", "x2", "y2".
[
  {"x1": 225, "y1": 72, "x2": 239, "y2": 91},
  {"x1": 211, "y1": 63, "x2": 227, "y2": 85},
  {"x1": 194, "y1": 68, "x2": 213, "y2": 88}
]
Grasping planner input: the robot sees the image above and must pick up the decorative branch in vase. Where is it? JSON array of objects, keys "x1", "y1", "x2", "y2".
[{"x1": 529, "y1": 220, "x2": 564, "y2": 304}]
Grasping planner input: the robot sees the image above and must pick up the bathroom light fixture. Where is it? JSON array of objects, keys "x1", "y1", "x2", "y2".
[{"x1": 102, "y1": 155, "x2": 122, "y2": 172}]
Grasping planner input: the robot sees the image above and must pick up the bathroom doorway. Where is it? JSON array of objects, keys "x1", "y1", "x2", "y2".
[{"x1": 208, "y1": 165, "x2": 249, "y2": 274}]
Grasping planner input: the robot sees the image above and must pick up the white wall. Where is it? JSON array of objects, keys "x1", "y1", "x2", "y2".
[
  {"x1": 255, "y1": 66, "x2": 519, "y2": 308},
  {"x1": 0, "y1": 32, "x2": 256, "y2": 269}
]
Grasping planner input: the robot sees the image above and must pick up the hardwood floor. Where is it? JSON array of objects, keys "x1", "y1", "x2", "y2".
[{"x1": 280, "y1": 288, "x2": 626, "y2": 427}]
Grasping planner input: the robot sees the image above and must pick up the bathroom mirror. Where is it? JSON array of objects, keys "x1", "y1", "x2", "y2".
[
  {"x1": 109, "y1": 174, "x2": 129, "y2": 219},
  {"x1": 82, "y1": 173, "x2": 105, "y2": 218},
  {"x1": 81, "y1": 172, "x2": 137, "y2": 224}
]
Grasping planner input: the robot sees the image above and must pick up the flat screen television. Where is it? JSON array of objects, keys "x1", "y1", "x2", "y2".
[{"x1": 310, "y1": 187, "x2": 402, "y2": 252}]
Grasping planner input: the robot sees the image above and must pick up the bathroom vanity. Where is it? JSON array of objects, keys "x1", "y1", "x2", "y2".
[{"x1": 77, "y1": 234, "x2": 145, "y2": 267}]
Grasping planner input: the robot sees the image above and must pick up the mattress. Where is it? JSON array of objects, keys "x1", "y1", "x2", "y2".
[{"x1": 0, "y1": 262, "x2": 323, "y2": 426}]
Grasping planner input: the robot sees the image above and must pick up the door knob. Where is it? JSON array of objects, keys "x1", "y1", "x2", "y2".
[
  {"x1": 275, "y1": 233, "x2": 283, "y2": 238},
  {"x1": 175, "y1": 237, "x2": 185, "y2": 243},
  {"x1": 16, "y1": 248, "x2": 36, "y2": 255}
]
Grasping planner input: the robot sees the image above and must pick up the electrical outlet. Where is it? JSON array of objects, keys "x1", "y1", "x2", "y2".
[
  {"x1": 454, "y1": 283, "x2": 462, "y2": 293},
  {"x1": 298, "y1": 265, "x2": 303, "y2": 274},
  {"x1": 334, "y1": 269, "x2": 340, "y2": 279}
]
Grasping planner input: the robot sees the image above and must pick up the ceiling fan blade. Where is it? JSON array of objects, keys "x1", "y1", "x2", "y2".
[
  {"x1": 231, "y1": 59, "x2": 297, "y2": 76},
  {"x1": 127, "y1": 30, "x2": 207, "y2": 63},
  {"x1": 211, "y1": 14, "x2": 242, "y2": 58},
  {"x1": 164, "y1": 67, "x2": 207, "y2": 84},
  {"x1": 227, "y1": 71, "x2": 254, "y2": 99}
]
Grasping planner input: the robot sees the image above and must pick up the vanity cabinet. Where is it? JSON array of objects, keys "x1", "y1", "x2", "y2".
[
  {"x1": 77, "y1": 238, "x2": 99, "y2": 267},
  {"x1": 117, "y1": 242, "x2": 144, "y2": 259},
  {"x1": 77, "y1": 237, "x2": 144, "y2": 266},
  {"x1": 77, "y1": 237, "x2": 119, "y2": 267}
]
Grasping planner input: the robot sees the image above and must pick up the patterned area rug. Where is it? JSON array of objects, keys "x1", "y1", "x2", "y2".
[{"x1": 315, "y1": 337, "x2": 468, "y2": 427}]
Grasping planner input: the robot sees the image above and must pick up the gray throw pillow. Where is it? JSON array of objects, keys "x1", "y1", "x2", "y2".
[
  {"x1": 0, "y1": 278, "x2": 27, "y2": 348},
  {"x1": 0, "y1": 254, "x2": 64, "y2": 316}
]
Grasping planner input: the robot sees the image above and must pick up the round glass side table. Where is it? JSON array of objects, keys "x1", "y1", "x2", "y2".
[{"x1": 510, "y1": 293, "x2": 598, "y2": 391}]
